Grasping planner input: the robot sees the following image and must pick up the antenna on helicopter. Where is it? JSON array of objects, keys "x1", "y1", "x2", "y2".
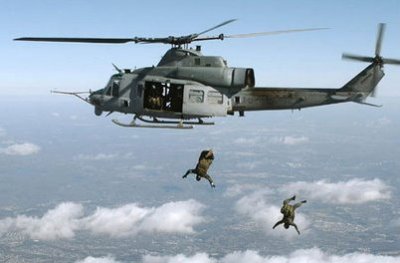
[{"x1": 112, "y1": 63, "x2": 122, "y2": 73}]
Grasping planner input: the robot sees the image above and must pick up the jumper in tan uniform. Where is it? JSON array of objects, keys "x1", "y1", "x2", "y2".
[
  {"x1": 183, "y1": 150, "x2": 215, "y2": 188},
  {"x1": 272, "y1": 195, "x2": 306, "y2": 234}
]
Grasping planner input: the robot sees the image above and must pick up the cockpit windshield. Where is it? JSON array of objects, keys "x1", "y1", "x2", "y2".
[{"x1": 104, "y1": 74, "x2": 122, "y2": 97}]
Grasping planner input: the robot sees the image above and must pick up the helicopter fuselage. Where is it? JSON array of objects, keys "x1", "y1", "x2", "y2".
[
  {"x1": 90, "y1": 72, "x2": 233, "y2": 119},
  {"x1": 88, "y1": 47, "x2": 384, "y2": 122},
  {"x1": 89, "y1": 47, "x2": 256, "y2": 120}
]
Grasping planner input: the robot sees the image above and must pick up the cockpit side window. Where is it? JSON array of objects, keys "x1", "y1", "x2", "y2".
[
  {"x1": 104, "y1": 77, "x2": 121, "y2": 97},
  {"x1": 112, "y1": 80, "x2": 120, "y2": 97},
  {"x1": 189, "y1": 89, "x2": 204, "y2": 103},
  {"x1": 105, "y1": 86, "x2": 112, "y2": 96}
]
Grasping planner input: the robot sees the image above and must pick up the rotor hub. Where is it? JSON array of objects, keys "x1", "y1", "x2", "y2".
[{"x1": 374, "y1": 56, "x2": 384, "y2": 66}]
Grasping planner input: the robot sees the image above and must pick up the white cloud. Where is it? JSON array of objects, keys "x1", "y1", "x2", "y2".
[
  {"x1": 75, "y1": 256, "x2": 121, "y2": 263},
  {"x1": 0, "y1": 218, "x2": 14, "y2": 236},
  {"x1": 84, "y1": 200, "x2": 204, "y2": 237},
  {"x1": 269, "y1": 136, "x2": 309, "y2": 146},
  {"x1": 235, "y1": 161, "x2": 262, "y2": 170},
  {"x1": 0, "y1": 200, "x2": 205, "y2": 240},
  {"x1": 75, "y1": 153, "x2": 136, "y2": 161},
  {"x1": 141, "y1": 248, "x2": 400, "y2": 263},
  {"x1": 231, "y1": 151, "x2": 257, "y2": 157},
  {"x1": 132, "y1": 164, "x2": 147, "y2": 170},
  {"x1": 224, "y1": 184, "x2": 261, "y2": 198},
  {"x1": 366, "y1": 117, "x2": 392, "y2": 128},
  {"x1": 143, "y1": 253, "x2": 215, "y2": 263},
  {"x1": 286, "y1": 162, "x2": 303, "y2": 168},
  {"x1": 2, "y1": 202, "x2": 84, "y2": 240},
  {"x1": 83, "y1": 203, "x2": 150, "y2": 237},
  {"x1": 235, "y1": 190, "x2": 310, "y2": 238},
  {"x1": 281, "y1": 136, "x2": 309, "y2": 145},
  {"x1": 228, "y1": 172, "x2": 268, "y2": 179},
  {"x1": 283, "y1": 178, "x2": 391, "y2": 204},
  {"x1": 140, "y1": 200, "x2": 205, "y2": 234},
  {"x1": 233, "y1": 137, "x2": 260, "y2": 145},
  {"x1": 75, "y1": 153, "x2": 117, "y2": 161},
  {"x1": 1, "y1": 142, "x2": 41, "y2": 156}
]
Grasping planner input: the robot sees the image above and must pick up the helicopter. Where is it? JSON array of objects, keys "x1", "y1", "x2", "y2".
[{"x1": 15, "y1": 20, "x2": 400, "y2": 129}]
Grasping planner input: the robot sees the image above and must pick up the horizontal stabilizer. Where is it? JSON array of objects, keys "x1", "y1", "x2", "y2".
[{"x1": 330, "y1": 93, "x2": 363, "y2": 102}]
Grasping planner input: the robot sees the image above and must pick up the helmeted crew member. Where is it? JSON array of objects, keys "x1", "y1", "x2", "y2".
[
  {"x1": 272, "y1": 195, "x2": 307, "y2": 235},
  {"x1": 183, "y1": 149, "x2": 215, "y2": 188}
]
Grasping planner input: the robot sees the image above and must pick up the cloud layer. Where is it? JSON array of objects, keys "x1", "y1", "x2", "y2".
[
  {"x1": 140, "y1": 248, "x2": 400, "y2": 263},
  {"x1": 284, "y1": 178, "x2": 391, "y2": 204},
  {"x1": 0, "y1": 200, "x2": 205, "y2": 240},
  {"x1": 75, "y1": 248, "x2": 400, "y2": 263},
  {"x1": 226, "y1": 177, "x2": 391, "y2": 238},
  {"x1": 84, "y1": 200, "x2": 204, "y2": 237},
  {"x1": 75, "y1": 256, "x2": 120, "y2": 263},
  {"x1": 1, "y1": 142, "x2": 41, "y2": 156}
]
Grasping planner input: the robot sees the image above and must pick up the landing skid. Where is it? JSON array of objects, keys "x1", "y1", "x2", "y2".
[
  {"x1": 112, "y1": 119, "x2": 193, "y2": 129},
  {"x1": 137, "y1": 116, "x2": 214, "y2": 125},
  {"x1": 112, "y1": 116, "x2": 213, "y2": 129}
]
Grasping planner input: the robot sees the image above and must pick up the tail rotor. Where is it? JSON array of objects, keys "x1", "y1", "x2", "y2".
[
  {"x1": 342, "y1": 23, "x2": 400, "y2": 97},
  {"x1": 342, "y1": 23, "x2": 400, "y2": 66}
]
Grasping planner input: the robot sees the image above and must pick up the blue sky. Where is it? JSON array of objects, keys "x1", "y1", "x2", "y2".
[
  {"x1": 1, "y1": 2, "x2": 400, "y2": 261},
  {"x1": 1, "y1": 0, "x2": 399, "y2": 96}
]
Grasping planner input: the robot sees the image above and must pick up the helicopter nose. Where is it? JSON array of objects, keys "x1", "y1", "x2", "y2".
[{"x1": 89, "y1": 93, "x2": 102, "y2": 106}]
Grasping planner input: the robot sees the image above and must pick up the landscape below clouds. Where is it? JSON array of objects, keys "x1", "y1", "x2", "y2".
[{"x1": 0, "y1": 97, "x2": 399, "y2": 261}]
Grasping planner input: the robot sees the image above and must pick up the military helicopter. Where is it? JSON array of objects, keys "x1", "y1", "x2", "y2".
[{"x1": 15, "y1": 20, "x2": 399, "y2": 129}]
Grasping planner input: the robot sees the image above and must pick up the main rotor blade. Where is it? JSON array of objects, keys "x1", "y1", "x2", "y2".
[
  {"x1": 197, "y1": 19, "x2": 237, "y2": 36},
  {"x1": 133, "y1": 37, "x2": 175, "y2": 44},
  {"x1": 382, "y1": 58, "x2": 400, "y2": 65},
  {"x1": 51, "y1": 90, "x2": 90, "y2": 95},
  {"x1": 224, "y1": 27, "x2": 329, "y2": 38},
  {"x1": 342, "y1": 53, "x2": 374, "y2": 63},
  {"x1": 14, "y1": 36, "x2": 178, "y2": 45},
  {"x1": 375, "y1": 23, "x2": 386, "y2": 56},
  {"x1": 14, "y1": 37, "x2": 135, "y2": 44}
]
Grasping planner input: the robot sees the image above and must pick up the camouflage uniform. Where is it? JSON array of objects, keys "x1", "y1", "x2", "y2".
[
  {"x1": 272, "y1": 195, "x2": 306, "y2": 234},
  {"x1": 148, "y1": 96, "x2": 163, "y2": 110},
  {"x1": 183, "y1": 150, "x2": 215, "y2": 188}
]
